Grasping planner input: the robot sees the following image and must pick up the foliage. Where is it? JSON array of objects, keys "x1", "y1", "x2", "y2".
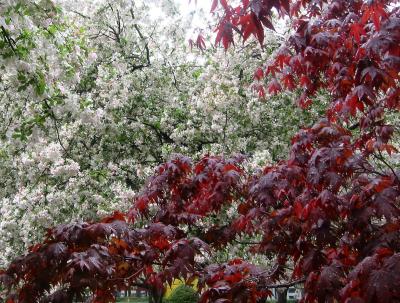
[
  {"x1": 165, "y1": 285, "x2": 198, "y2": 303},
  {"x1": 208, "y1": 0, "x2": 400, "y2": 302},
  {"x1": 164, "y1": 278, "x2": 198, "y2": 299},
  {"x1": 0, "y1": 0, "x2": 399, "y2": 303}
]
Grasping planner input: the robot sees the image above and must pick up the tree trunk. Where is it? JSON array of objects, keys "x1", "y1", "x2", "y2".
[
  {"x1": 148, "y1": 288, "x2": 163, "y2": 303},
  {"x1": 277, "y1": 288, "x2": 287, "y2": 303}
]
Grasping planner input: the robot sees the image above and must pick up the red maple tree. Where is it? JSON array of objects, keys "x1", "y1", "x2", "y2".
[{"x1": 1, "y1": 0, "x2": 399, "y2": 302}]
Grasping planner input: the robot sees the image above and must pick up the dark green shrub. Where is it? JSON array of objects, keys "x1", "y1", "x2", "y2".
[{"x1": 166, "y1": 285, "x2": 198, "y2": 303}]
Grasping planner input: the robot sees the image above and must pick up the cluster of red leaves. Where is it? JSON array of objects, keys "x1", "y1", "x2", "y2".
[
  {"x1": 0, "y1": 146, "x2": 399, "y2": 302},
  {"x1": 189, "y1": 34, "x2": 207, "y2": 51},
  {"x1": 0, "y1": 156, "x2": 248, "y2": 303},
  {"x1": 1, "y1": 1, "x2": 399, "y2": 302},
  {"x1": 129, "y1": 155, "x2": 246, "y2": 225},
  {"x1": 214, "y1": 0, "x2": 399, "y2": 117},
  {"x1": 0, "y1": 209, "x2": 209, "y2": 303},
  {"x1": 209, "y1": 0, "x2": 400, "y2": 302},
  {"x1": 0, "y1": 154, "x2": 278, "y2": 302},
  {"x1": 199, "y1": 259, "x2": 273, "y2": 303},
  {"x1": 1, "y1": 133, "x2": 398, "y2": 303}
]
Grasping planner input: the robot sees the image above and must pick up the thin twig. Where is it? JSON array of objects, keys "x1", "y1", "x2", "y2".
[
  {"x1": 43, "y1": 99, "x2": 69, "y2": 156},
  {"x1": 374, "y1": 151, "x2": 399, "y2": 182},
  {"x1": 1, "y1": 26, "x2": 16, "y2": 54},
  {"x1": 111, "y1": 266, "x2": 144, "y2": 281},
  {"x1": 264, "y1": 278, "x2": 306, "y2": 289}
]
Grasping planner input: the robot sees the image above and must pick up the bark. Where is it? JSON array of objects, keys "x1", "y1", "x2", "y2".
[
  {"x1": 277, "y1": 288, "x2": 288, "y2": 303},
  {"x1": 148, "y1": 288, "x2": 163, "y2": 303}
]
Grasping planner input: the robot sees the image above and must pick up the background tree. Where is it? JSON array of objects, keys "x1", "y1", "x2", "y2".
[{"x1": 0, "y1": 0, "x2": 321, "y2": 267}]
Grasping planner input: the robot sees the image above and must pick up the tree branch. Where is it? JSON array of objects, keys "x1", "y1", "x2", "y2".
[
  {"x1": 264, "y1": 278, "x2": 306, "y2": 289},
  {"x1": 130, "y1": 24, "x2": 151, "y2": 71},
  {"x1": 1, "y1": 26, "x2": 16, "y2": 54}
]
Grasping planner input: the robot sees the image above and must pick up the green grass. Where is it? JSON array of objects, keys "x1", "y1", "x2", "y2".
[
  {"x1": 116, "y1": 297, "x2": 148, "y2": 303},
  {"x1": 114, "y1": 298, "x2": 298, "y2": 303}
]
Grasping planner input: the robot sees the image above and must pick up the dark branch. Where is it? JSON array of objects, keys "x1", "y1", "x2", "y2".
[
  {"x1": 264, "y1": 278, "x2": 306, "y2": 289},
  {"x1": 1, "y1": 26, "x2": 16, "y2": 54}
]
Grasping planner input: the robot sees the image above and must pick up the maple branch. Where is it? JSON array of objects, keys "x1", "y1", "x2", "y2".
[
  {"x1": 374, "y1": 151, "x2": 399, "y2": 182},
  {"x1": 111, "y1": 266, "x2": 144, "y2": 281},
  {"x1": 241, "y1": 264, "x2": 282, "y2": 283},
  {"x1": 356, "y1": 163, "x2": 386, "y2": 177}
]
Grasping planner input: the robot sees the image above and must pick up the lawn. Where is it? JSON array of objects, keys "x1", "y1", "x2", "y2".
[{"x1": 116, "y1": 297, "x2": 148, "y2": 303}]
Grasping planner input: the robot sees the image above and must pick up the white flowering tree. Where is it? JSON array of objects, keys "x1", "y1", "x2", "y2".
[{"x1": 0, "y1": 0, "x2": 324, "y2": 267}]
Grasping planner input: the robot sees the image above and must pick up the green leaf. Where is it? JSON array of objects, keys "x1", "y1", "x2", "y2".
[{"x1": 34, "y1": 73, "x2": 46, "y2": 95}]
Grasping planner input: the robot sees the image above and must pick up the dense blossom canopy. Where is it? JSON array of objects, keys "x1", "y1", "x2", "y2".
[
  {"x1": 0, "y1": 0, "x2": 318, "y2": 266},
  {"x1": 0, "y1": 0, "x2": 399, "y2": 303}
]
